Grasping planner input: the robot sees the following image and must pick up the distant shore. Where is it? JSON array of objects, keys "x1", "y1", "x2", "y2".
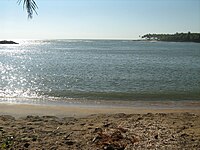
[
  {"x1": 0, "y1": 40, "x2": 18, "y2": 44},
  {"x1": 141, "y1": 32, "x2": 200, "y2": 43}
]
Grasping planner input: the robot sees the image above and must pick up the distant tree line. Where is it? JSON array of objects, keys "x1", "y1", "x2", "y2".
[{"x1": 142, "y1": 32, "x2": 200, "y2": 43}]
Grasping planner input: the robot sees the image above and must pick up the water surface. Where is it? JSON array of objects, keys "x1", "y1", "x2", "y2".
[{"x1": 0, "y1": 40, "x2": 200, "y2": 105}]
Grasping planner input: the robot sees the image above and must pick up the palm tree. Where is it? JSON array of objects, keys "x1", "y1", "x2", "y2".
[{"x1": 18, "y1": 0, "x2": 38, "y2": 18}]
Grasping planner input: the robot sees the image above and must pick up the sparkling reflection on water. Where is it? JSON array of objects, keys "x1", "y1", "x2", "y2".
[{"x1": 0, "y1": 40, "x2": 200, "y2": 104}]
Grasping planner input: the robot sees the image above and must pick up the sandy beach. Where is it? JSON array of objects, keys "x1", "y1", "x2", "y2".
[
  {"x1": 0, "y1": 103, "x2": 200, "y2": 118},
  {"x1": 0, "y1": 103, "x2": 200, "y2": 149}
]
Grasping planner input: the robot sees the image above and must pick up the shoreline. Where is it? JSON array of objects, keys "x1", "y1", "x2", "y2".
[
  {"x1": 0, "y1": 102, "x2": 200, "y2": 118},
  {"x1": 1, "y1": 97, "x2": 200, "y2": 108}
]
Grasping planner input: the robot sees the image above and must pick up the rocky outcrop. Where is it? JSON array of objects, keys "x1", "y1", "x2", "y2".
[{"x1": 0, "y1": 40, "x2": 19, "y2": 44}]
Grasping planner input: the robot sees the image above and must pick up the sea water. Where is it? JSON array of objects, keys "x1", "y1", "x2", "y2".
[{"x1": 0, "y1": 40, "x2": 200, "y2": 105}]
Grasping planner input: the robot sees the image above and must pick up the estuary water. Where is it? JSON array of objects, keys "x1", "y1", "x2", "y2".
[{"x1": 0, "y1": 40, "x2": 200, "y2": 105}]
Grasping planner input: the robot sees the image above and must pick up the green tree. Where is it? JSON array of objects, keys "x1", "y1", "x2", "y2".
[
  {"x1": 141, "y1": 32, "x2": 200, "y2": 43},
  {"x1": 18, "y1": 0, "x2": 38, "y2": 18}
]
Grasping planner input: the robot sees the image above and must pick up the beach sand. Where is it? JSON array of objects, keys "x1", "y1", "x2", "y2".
[{"x1": 0, "y1": 103, "x2": 200, "y2": 149}]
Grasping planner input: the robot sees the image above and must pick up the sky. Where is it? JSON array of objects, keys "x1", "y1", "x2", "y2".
[{"x1": 0, "y1": 0, "x2": 200, "y2": 39}]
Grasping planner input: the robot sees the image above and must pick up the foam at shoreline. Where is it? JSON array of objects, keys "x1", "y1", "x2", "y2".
[{"x1": 1, "y1": 97, "x2": 200, "y2": 109}]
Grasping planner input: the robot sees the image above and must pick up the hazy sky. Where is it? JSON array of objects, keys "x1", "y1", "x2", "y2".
[{"x1": 1, "y1": 0, "x2": 200, "y2": 39}]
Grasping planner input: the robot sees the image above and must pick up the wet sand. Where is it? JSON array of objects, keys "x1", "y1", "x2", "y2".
[{"x1": 0, "y1": 103, "x2": 200, "y2": 118}]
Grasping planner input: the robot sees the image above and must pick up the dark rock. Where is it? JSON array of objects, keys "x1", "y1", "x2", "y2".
[
  {"x1": 0, "y1": 40, "x2": 19, "y2": 44},
  {"x1": 24, "y1": 142, "x2": 30, "y2": 148},
  {"x1": 136, "y1": 117, "x2": 142, "y2": 121},
  {"x1": 93, "y1": 127, "x2": 103, "y2": 133},
  {"x1": 104, "y1": 144, "x2": 125, "y2": 150},
  {"x1": 154, "y1": 134, "x2": 158, "y2": 139},
  {"x1": 0, "y1": 126, "x2": 3, "y2": 130},
  {"x1": 104, "y1": 144, "x2": 115, "y2": 150},
  {"x1": 65, "y1": 140, "x2": 75, "y2": 145},
  {"x1": 181, "y1": 133, "x2": 189, "y2": 137}
]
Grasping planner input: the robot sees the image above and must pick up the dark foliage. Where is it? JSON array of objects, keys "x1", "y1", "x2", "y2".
[
  {"x1": 18, "y1": 0, "x2": 38, "y2": 19},
  {"x1": 142, "y1": 32, "x2": 200, "y2": 43}
]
